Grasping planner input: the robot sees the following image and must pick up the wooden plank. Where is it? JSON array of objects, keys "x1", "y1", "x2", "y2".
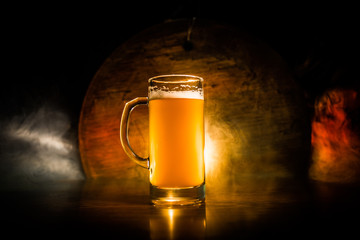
[{"x1": 79, "y1": 19, "x2": 310, "y2": 184}]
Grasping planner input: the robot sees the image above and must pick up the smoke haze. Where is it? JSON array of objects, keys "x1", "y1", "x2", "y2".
[{"x1": 0, "y1": 104, "x2": 84, "y2": 188}]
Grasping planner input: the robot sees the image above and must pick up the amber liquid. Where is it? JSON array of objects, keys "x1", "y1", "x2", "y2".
[{"x1": 149, "y1": 98, "x2": 204, "y2": 188}]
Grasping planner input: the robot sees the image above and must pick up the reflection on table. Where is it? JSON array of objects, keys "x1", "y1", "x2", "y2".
[{"x1": 3, "y1": 176, "x2": 358, "y2": 239}]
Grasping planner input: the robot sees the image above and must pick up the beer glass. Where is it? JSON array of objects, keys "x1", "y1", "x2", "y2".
[{"x1": 120, "y1": 75, "x2": 205, "y2": 205}]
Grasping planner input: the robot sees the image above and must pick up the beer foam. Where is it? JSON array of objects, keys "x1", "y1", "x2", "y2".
[{"x1": 149, "y1": 90, "x2": 203, "y2": 100}]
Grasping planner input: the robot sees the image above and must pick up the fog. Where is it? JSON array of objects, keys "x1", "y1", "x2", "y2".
[{"x1": 0, "y1": 104, "x2": 84, "y2": 188}]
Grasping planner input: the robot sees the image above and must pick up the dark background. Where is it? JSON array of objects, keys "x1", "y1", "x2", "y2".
[
  {"x1": 1, "y1": 2, "x2": 360, "y2": 238},
  {"x1": 2, "y1": 1, "x2": 359, "y2": 122},
  {"x1": 1, "y1": 1, "x2": 359, "y2": 184}
]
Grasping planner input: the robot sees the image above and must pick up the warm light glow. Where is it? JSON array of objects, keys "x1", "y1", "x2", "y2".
[
  {"x1": 204, "y1": 133, "x2": 218, "y2": 176},
  {"x1": 166, "y1": 208, "x2": 175, "y2": 240},
  {"x1": 168, "y1": 208, "x2": 174, "y2": 227},
  {"x1": 165, "y1": 199, "x2": 178, "y2": 202},
  {"x1": 310, "y1": 89, "x2": 360, "y2": 182},
  {"x1": 150, "y1": 204, "x2": 206, "y2": 239}
]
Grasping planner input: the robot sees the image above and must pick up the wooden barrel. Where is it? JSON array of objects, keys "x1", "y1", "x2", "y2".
[{"x1": 79, "y1": 19, "x2": 310, "y2": 185}]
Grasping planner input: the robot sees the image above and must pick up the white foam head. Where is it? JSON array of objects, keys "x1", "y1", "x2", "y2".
[
  {"x1": 149, "y1": 90, "x2": 203, "y2": 100},
  {"x1": 148, "y1": 75, "x2": 204, "y2": 100}
]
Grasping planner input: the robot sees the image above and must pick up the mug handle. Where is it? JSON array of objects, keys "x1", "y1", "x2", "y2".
[{"x1": 120, "y1": 97, "x2": 149, "y2": 169}]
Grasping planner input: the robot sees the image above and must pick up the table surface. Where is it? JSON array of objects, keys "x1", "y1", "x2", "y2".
[{"x1": 2, "y1": 177, "x2": 360, "y2": 239}]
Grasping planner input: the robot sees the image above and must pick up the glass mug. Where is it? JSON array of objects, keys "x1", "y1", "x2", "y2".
[{"x1": 120, "y1": 74, "x2": 205, "y2": 205}]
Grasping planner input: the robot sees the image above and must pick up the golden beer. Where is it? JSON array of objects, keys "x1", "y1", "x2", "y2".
[
  {"x1": 149, "y1": 97, "x2": 204, "y2": 188},
  {"x1": 120, "y1": 74, "x2": 205, "y2": 205}
]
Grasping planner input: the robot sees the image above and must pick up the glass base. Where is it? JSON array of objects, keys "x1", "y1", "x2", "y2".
[{"x1": 150, "y1": 182, "x2": 205, "y2": 206}]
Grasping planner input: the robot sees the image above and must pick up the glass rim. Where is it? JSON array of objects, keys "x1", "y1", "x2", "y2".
[{"x1": 148, "y1": 74, "x2": 203, "y2": 84}]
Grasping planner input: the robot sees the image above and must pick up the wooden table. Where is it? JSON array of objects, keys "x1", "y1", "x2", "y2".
[{"x1": 2, "y1": 177, "x2": 360, "y2": 239}]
